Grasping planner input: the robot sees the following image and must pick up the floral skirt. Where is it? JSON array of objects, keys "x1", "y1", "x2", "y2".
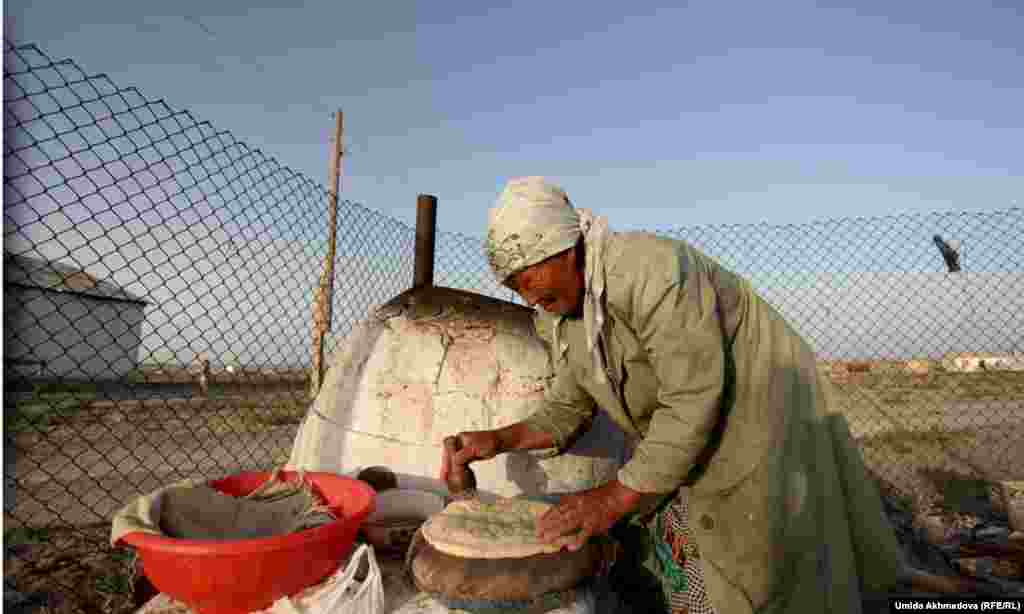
[{"x1": 654, "y1": 490, "x2": 716, "y2": 614}]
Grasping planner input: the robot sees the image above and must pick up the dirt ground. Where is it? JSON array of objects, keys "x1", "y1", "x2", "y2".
[
  {"x1": 4, "y1": 369, "x2": 1023, "y2": 613},
  {"x1": 834, "y1": 370, "x2": 1024, "y2": 509},
  {"x1": 4, "y1": 524, "x2": 136, "y2": 614},
  {"x1": 4, "y1": 381, "x2": 308, "y2": 614}
]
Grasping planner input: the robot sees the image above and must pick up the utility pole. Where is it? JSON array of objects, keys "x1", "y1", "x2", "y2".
[{"x1": 310, "y1": 110, "x2": 343, "y2": 396}]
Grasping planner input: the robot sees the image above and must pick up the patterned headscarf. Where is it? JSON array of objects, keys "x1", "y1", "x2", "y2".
[{"x1": 485, "y1": 177, "x2": 611, "y2": 381}]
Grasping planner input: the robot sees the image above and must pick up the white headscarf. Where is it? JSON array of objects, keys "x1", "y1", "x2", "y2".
[{"x1": 486, "y1": 177, "x2": 611, "y2": 382}]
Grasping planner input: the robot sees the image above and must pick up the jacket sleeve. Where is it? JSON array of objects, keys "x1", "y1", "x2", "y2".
[
  {"x1": 521, "y1": 315, "x2": 596, "y2": 454},
  {"x1": 614, "y1": 243, "x2": 726, "y2": 494}
]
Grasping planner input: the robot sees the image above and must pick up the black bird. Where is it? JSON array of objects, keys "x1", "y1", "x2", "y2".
[{"x1": 933, "y1": 235, "x2": 961, "y2": 273}]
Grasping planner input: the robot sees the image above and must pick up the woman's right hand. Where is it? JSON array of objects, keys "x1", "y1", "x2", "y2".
[{"x1": 439, "y1": 430, "x2": 501, "y2": 483}]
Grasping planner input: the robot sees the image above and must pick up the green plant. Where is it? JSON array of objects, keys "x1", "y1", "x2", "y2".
[
  {"x1": 94, "y1": 572, "x2": 132, "y2": 595},
  {"x1": 4, "y1": 526, "x2": 51, "y2": 546},
  {"x1": 6, "y1": 396, "x2": 83, "y2": 433}
]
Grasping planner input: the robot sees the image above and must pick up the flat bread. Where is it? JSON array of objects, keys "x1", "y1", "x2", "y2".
[{"x1": 420, "y1": 497, "x2": 577, "y2": 559}]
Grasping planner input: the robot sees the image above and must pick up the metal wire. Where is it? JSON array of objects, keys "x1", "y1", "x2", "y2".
[{"x1": 3, "y1": 39, "x2": 1022, "y2": 613}]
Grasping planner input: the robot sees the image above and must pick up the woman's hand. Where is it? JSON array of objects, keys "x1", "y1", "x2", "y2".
[
  {"x1": 439, "y1": 430, "x2": 501, "y2": 482},
  {"x1": 536, "y1": 480, "x2": 643, "y2": 551}
]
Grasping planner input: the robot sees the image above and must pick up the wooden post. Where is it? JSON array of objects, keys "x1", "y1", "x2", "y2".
[
  {"x1": 311, "y1": 110, "x2": 344, "y2": 396},
  {"x1": 414, "y1": 194, "x2": 437, "y2": 288}
]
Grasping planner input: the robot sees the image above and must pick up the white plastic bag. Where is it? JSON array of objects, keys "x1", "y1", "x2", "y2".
[
  {"x1": 565, "y1": 585, "x2": 597, "y2": 614},
  {"x1": 271, "y1": 544, "x2": 384, "y2": 614}
]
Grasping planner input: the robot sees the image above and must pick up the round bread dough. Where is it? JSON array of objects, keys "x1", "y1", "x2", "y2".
[{"x1": 421, "y1": 497, "x2": 577, "y2": 559}]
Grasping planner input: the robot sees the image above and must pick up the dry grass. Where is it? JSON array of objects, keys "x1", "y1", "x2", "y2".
[
  {"x1": 203, "y1": 398, "x2": 308, "y2": 434},
  {"x1": 127, "y1": 365, "x2": 309, "y2": 386},
  {"x1": 842, "y1": 369, "x2": 1024, "y2": 399},
  {"x1": 4, "y1": 384, "x2": 309, "y2": 614},
  {"x1": 6, "y1": 380, "x2": 309, "y2": 436},
  {"x1": 859, "y1": 426, "x2": 979, "y2": 457},
  {"x1": 5, "y1": 367, "x2": 1020, "y2": 611},
  {"x1": 4, "y1": 525, "x2": 137, "y2": 614},
  {"x1": 834, "y1": 369, "x2": 1024, "y2": 511}
]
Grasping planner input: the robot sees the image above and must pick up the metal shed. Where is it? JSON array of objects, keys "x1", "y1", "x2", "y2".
[{"x1": 3, "y1": 253, "x2": 149, "y2": 381}]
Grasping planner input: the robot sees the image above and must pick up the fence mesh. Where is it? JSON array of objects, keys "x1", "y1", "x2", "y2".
[
  {"x1": 4, "y1": 40, "x2": 1023, "y2": 613},
  {"x1": 653, "y1": 213, "x2": 1023, "y2": 504}
]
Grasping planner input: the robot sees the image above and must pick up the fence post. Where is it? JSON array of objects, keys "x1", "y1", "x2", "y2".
[
  {"x1": 414, "y1": 194, "x2": 437, "y2": 288},
  {"x1": 310, "y1": 110, "x2": 344, "y2": 396}
]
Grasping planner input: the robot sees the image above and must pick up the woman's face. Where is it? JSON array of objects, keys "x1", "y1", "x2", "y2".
[{"x1": 507, "y1": 246, "x2": 584, "y2": 317}]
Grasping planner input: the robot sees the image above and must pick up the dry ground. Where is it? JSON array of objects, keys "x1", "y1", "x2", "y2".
[
  {"x1": 4, "y1": 369, "x2": 1022, "y2": 613},
  {"x1": 835, "y1": 370, "x2": 1024, "y2": 508},
  {"x1": 5, "y1": 379, "x2": 309, "y2": 614}
]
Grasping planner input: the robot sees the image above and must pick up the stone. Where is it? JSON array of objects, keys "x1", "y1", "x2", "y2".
[
  {"x1": 1000, "y1": 481, "x2": 1024, "y2": 533},
  {"x1": 913, "y1": 513, "x2": 952, "y2": 546},
  {"x1": 955, "y1": 557, "x2": 1024, "y2": 581},
  {"x1": 974, "y1": 525, "x2": 1010, "y2": 542}
]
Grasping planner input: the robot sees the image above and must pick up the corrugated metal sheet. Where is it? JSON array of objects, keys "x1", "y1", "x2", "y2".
[{"x1": 3, "y1": 252, "x2": 148, "y2": 305}]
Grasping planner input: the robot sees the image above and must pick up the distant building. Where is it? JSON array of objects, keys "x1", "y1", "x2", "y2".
[
  {"x1": 846, "y1": 361, "x2": 873, "y2": 374},
  {"x1": 905, "y1": 359, "x2": 932, "y2": 375},
  {"x1": 819, "y1": 361, "x2": 851, "y2": 383},
  {"x1": 942, "y1": 353, "x2": 1024, "y2": 373},
  {"x1": 4, "y1": 253, "x2": 149, "y2": 380}
]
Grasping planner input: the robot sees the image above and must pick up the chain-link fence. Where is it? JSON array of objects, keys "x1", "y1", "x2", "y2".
[
  {"x1": 652, "y1": 212, "x2": 1023, "y2": 507},
  {"x1": 4, "y1": 39, "x2": 1023, "y2": 613},
  {"x1": 2, "y1": 39, "x2": 425, "y2": 614}
]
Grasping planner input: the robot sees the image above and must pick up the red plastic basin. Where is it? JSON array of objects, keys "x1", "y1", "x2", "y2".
[{"x1": 118, "y1": 471, "x2": 376, "y2": 614}]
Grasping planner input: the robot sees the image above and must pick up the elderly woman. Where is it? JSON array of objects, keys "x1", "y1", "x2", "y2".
[{"x1": 440, "y1": 177, "x2": 904, "y2": 613}]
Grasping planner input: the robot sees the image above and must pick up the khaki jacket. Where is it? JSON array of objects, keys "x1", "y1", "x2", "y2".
[{"x1": 524, "y1": 232, "x2": 902, "y2": 613}]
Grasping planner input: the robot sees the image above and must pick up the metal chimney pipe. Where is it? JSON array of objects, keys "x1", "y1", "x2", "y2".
[{"x1": 414, "y1": 194, "x2": 437, "y2": 288}]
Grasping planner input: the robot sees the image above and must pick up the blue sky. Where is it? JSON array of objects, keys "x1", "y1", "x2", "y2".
[
  {"x1": 4, "y1": 1, "x2": 1022, "y2": 365},
  {"x1": 6, "y1": 0, "x2": 1022, "y2": 236}
]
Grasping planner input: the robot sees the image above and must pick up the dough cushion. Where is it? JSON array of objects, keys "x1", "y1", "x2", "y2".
[{"x1": 421, "y1": 497, "x2": 576, "y2": 559}]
